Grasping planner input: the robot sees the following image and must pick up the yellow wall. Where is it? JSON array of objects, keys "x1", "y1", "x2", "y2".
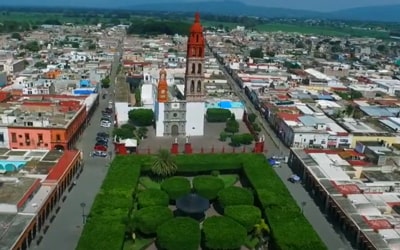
[{"x1": 351, "y1": 135, "x2": 398, "y2": 148}]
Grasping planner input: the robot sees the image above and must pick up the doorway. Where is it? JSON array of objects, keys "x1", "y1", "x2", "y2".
[{"x1": 171, "y1": 125, "x2": 179, "y2": 136}]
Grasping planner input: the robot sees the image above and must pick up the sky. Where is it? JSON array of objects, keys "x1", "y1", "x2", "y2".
[{"x1": 4, "y1": 0, "x2": 400, "y2": 12}]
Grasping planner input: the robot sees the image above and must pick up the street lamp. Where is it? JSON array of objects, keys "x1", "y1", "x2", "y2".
[
  {"x1": 301, "y1": 201, "x2": 307, "y2": 214},
  {"x1": 80, "y1": 202, "x2": 86, "y2": 224}
]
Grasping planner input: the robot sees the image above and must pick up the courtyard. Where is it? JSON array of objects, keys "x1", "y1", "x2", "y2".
[
  {"x1": 76, "y1": 153, "x2": 326, "y2": 250},
  {"x1": 138, "y1": 121, "x2": 252, "y2": 154}
]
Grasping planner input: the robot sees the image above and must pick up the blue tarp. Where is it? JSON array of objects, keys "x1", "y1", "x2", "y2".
[
  {"x1": 268, "y1": 159, "x2": 277, "y2": 165},
  {"x1": 80, "y1": 79, "x2": 91, "y2": 87}
]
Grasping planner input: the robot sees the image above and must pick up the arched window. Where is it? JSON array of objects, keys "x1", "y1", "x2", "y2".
[
  {"x1": 198, "y1": 48, "x2": 202, "y2": 57},
  {"x1": 191, "y1": 63, "x2": 195, "y2": 74},
  {"x1": 197, "y1": 80, "x2": 202, "y2": 93},
  {"x1": 190, "y1": 80, "x2": 195, "y2": 92},
  {"x1": 191, "y1": 48, "x2": 196, "y2": 56},
  {"x1": 196, "y1": 34, "x2": 199, "y2": 43},
  {"x1": 197, "y1": 63, "x2": 202, "y2": 74}
]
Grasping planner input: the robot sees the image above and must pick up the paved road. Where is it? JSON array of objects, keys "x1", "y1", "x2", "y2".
[
  {"x1": 213, "y1": 52, "x2": 354, "y2": 250},
  {"x1": 33, "y1": 43, "x2": 122, "y2": 250}
]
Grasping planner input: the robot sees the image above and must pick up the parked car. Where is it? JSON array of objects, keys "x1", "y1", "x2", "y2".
[
  {"x1": 100, "y1": 117, "x2": 111, "y2": 122},
  {"x1": 96, "y1": 139, "x2": 108, "y2": 145},
  {"x1": 97, "y1": 132, "x2": 110, "y2": 138},
  {"x1": 95, "y1": 142, "x2": 108, "y2": 148},
  {"x1": 288, "y1": 175, "x2": 301, "y2": 183},
  {"x1": 92, "y1": 151, "x2": 107, "y2": 157},
  {"x1": 96, "y1": 136, "x2": 108, "y2": 142},
  {"x1": 100, "y1": 120, "x2": 111, "y2": 128},
  {"x1": 102, "y1": 114, "x2": 112, "y2": 119}
]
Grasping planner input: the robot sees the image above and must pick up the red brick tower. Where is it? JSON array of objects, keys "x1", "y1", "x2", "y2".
[
  {"x1": 184, "y1": 12, "x2": 206, "y2": 101},
  {"x1": 157, "y1": 68, "x2": 168, "y2": 103}
]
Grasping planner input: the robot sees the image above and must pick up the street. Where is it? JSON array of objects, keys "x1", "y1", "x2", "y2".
[
  {"x1": 33, "y1": 43, "x2": 122, "y2": 250},
  {"x1": 214, "y1": 53, "x2": 354, "y2": 250}
]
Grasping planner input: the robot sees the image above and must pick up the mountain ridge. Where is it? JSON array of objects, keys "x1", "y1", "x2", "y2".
[{"x1": 126, "y1": 1, "x2": 400, "y2": 22}]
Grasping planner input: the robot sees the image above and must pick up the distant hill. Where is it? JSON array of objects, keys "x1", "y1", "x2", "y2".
[
  {"x1": 330, "y1": 5, "x2": 400, "y2": 22},
  {"x1": 127, "y1": 1, "x2": 400, "y2": 22},
  {"x1": 127, "y1": 1, "x2": 323, "y2": 19}
]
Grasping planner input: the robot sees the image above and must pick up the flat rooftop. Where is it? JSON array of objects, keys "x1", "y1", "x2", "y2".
[
  {"x1": 0, "y1": 177, "x2": 38, "y2": 205},
  {"x1": 0, "y1": 213, "x2": 35, "y2": 250},
  {"x1": 0, "y1": 95, "x2": 85, "y2": 128}
]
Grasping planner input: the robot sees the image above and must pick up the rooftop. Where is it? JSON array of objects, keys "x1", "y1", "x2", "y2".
[{"x1": 0, "y1": 213, "x2": 35, "y2": 250}]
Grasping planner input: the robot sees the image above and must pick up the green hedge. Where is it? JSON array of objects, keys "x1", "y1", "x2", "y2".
[
  {"x1": 137, "y1": 189, "x2": 169, "y2": 208},
  {"x1": 77, "y1": 155, "x2": 150, "y2": 250},
  {"x1": 224, "y1": 205, "x2": 261, "y2": 232},
  {"x1": 243, "y1": 154, "x2": 326, "y2": 250},
  {"x1": 202, "y1": 216, "x2": 247, "y2": 250},
  {"x1": 157, "y1": 217, "x2": 200, "y2": 250},
  {"x1": 218, "y1": 186, "x2": 254, "y2": 208},
  {"x1": 161, "y1": 176, "x2": 191, "y2": 200},
  {"x1": 206, "y1": 108, "x2": 231, "y2": 122},
  {"x1": 134, "y1": 206, "x2": 173, "y2": 235},
  {"x1": 192, "y1": 176, "x2": 225, "y2": 200}
]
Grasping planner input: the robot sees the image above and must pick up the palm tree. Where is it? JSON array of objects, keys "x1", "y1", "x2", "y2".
[{"x1": 151, "y1": 149, "x2": 178, "y2": 178}]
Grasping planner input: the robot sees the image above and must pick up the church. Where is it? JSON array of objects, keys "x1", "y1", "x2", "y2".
[{"x1": 155, "y1": 13, "x2": 206, "y2": 137}]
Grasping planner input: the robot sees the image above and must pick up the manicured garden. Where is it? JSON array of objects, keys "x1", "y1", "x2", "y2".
[{"x1": 76, "y1": 153, "x2": 326, "y2": 250}]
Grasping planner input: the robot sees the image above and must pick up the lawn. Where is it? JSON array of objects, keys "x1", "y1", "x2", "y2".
[{"x1": 76, "y1": 153, "x2": 326, "y2": 250}]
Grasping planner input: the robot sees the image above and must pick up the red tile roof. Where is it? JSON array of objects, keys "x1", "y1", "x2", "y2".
[
  {"x1": 277, "y1": 112, "x2": 300, "y2": 122},
  {"x1": 347, "y1": 160, "x2": 372, "y2": 167},
  {"x1": 334, "y1": 184, "x2": 362, "y2": 195},
  {"x1": 45, "y1": 150, "x2": 79, "y2": 182},
  {"x1": 363, "y1": 217, "x2": 393, "y2": 230},
  {"x1": 17, "y1": 179, "x2": 41, "y2": 209}
]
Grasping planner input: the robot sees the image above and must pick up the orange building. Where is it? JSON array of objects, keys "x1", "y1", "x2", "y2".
[
  {"x1": 43, "y1": 69, "x2": 62, "y2": 79},
  {"x1": 7, "y1": 96, "x2": 88, "y2": 150}
]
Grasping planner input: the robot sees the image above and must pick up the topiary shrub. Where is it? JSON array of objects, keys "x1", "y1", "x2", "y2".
[
  {"x1": 218, "y1": 186, "x2": 254, "y2": 208},
  {"x1": 137, "y1": 189, "x2": 169, "y2": 208},
  {"x1": 202, "y1": 216, "x2": 247, "y2": 250},
  {"x1": 161, "y1": 176, "x2": 191, "y2": 200},
  {"x1": 192, "y1": 176, "x2": 225, "y2": 200},
  {"x1": 224, "y1": 205, "x2": 262, "y2": 232},
  {"x1": 157, "y1": 217, "x2": 200, "y2": 250},
  {"x1": 134, "y1": 206, "x2": 173, "y2": 235}
]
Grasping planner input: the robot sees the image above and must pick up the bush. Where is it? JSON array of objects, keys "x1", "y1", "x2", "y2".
[
  {"x1": 157, "y1": 217, "x2": 200, "y2": 250},
  {"x1": 219, "y1": 131, "x2": 228, "y2": 141},
  {"x1": 161, "y1": 176, "x2": 191, "y2": 200},
  {"x1": 202, "y1": 216, "x2": 247, "y2": 250},
  {"x1": 192, "y1": 176, "x2": 225, "y2": 200},
  {"x1": 134, "y1": 206, "x2": 173, "y2": 235},
  {"x1": 218, "y1": 186, "x2": 254, "y2": 208},
  {"x1": 240, "y1": 133, "x2": 254, "y2": 145},
  {"x1": 248, "y1": 113, "x2": 257, "y2": 123},
  {"x1": 206, "y1": 108, "x2": 231, "y2": 122},
  {"x1": 225, "y1": 116, "x2": 239, "y2": 134},
  {"x1": 137, "y1": 189, "x2": 169, "y2": 208},
  {"x1": 224, "y1": 205, "x2": 261, "y2": 232}
]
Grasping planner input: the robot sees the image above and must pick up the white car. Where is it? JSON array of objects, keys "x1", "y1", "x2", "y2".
[{"x1": 100, "y1": 120, "x2": 111, "y2": 128}]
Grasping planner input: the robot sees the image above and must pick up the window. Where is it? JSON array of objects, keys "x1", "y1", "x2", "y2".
[
  {"x1": 0, "y1": 133, "x2": 4, "y2": 143},
  {"x1": 11, "y1": 133, "x2": 17, "y2": 143},
  {"x1": 196, "y1": 34, "x2": 199, "y2": 43},
  {"x1": 190, "y1": 80, "x2": 195, "y2": 92},
  {"x1": 191, "y1": 63, "x2": 195, "y2": 74},
  {"x1": 197, "y1": 63, "x2": 202, "y2": 74},
  {"x1": 38, "y1": 134, "x2": 43, "y2": 142},
  {"x1": 173, "y1": 113, "x2": 178, "y2": 118},
  {"x1": 197, "y1": 80, "x2": 202, "y2": 93},
  {"x1": 56, "y1": 134, "x2": 61, "y2": 141},
  {"x1": 25, "y1": 133, "x2": 30, "y2": 141},
  {"x1": 191, "y1": 48, "x2": 196, "y2": 56},
  {"x1": 198, "y1": 48, "x2": 203, "y2": 57}
]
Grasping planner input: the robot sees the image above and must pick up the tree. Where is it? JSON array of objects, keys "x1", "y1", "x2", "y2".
[
  {"x1": 11, "y1": 32, "x2": 22, "y2": 40},
  {"x1": 25, "y1": 41, "x2": 41, "y2": 52},
  {"x1": 88, "y1": 43, "x2": 96, "y2": 50},
  {"x1": 225, "y1": 114, "x2": 239, "y2": 134},
  {"x1": 34, "y1": 61, "x2": 47, "y2": 69},
  {"x1": 101, "y1": 76, "x2": 111, "y2": 88},
  {"x1": 129, "y1": 109, "x2": 154, "y2": 126},
  {"x1": 250, "y1": 47, "x2": 264, "y2": 58},
  {"x1": 113, "y1": 124, "x2": 135, "y2": 140},
  {"x1": 71, "y1": 42, "x2": 80, "y2": 49},
  {"x1": 253, "y1": 219, "x2": 270, "y2": 248},
  {"x1": 247, "y1": 113, "x2": 257, "y2": 123},
  {"x1": 151, "y1": 149, "x2": 178, "y2": 178}
]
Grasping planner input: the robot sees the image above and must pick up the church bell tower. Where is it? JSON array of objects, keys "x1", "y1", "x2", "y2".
[{"x1": 184, "y1": 12, "x2": 206, "y2": 102}]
